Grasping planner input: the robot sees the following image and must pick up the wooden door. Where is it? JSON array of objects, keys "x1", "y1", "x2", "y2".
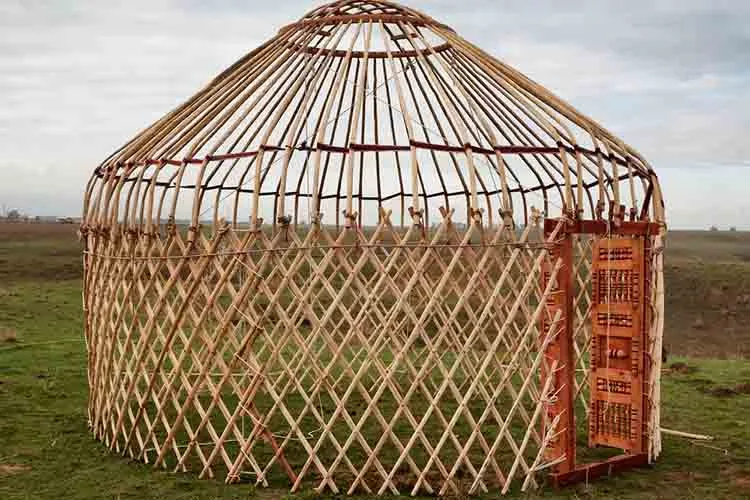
[{"x1": 588, "y1": 236, "x2": 649, "y2": 452}]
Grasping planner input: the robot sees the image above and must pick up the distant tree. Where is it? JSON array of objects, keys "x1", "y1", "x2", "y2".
[
  {"x1": 7, "y1": 208, "x2": 21, "y2": 220},
  {"x1": 709, "y1": 225, "x2": 718, "y2": 232},
  {"x1": 730, "y1": 226, "x2": 737, "y2": 232}
]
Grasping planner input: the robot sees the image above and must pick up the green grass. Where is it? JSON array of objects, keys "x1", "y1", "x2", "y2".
[
  {"x1": 2, "y1": 224, "x2": 750, "y2": 498},
  {"x1": 2, "y1": 280, "x2": 750, "y2": 498}
]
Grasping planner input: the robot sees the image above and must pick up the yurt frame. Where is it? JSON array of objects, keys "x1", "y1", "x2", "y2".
[{"x1": 81, "y1": 0, "x2": 666, "y2": 495}]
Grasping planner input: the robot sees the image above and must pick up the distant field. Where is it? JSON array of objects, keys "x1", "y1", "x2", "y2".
[
  {"x1": 0, "y1": 222, "x2": 81, "y2": 282},
  {"x1": 664, "y1": 230, "x2": 750, "y2": 357},
  {"x1": 1, "y1": 222, "x2": 749, "y2": 499}
]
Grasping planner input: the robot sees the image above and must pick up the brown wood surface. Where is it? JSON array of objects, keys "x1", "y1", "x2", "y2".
[
  {"x1": 541, "y1": 222, "x2": 576, "y2": 474},
  {"x1": 549, "y1": 453, "x2": 649, "y2": 488}
]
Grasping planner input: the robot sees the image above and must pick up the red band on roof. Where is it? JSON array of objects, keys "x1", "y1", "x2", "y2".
[
  {"x1": 317, "y1": 142, "x2": 350, "y2": 154},
  {"x1": 350, "y1": 143, "x2": 410, "y2": 152}
]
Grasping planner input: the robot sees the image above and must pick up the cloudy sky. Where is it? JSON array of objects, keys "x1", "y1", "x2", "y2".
[{"x1": 1, "y1": 0, "x2": 748, "y2": 228}]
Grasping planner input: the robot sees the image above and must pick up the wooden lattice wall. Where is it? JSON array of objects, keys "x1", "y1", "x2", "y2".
[{"x1": 84, "y1": 215, "x2": 586, "y2": 495}]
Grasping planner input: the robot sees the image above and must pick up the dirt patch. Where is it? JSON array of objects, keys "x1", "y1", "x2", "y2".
[
  {"x1": 667, "y1": 362, "x2": 699, "y2": 375},
  {"x1": 664, "y1": 471, "x2": 707, "y2": 482},
  {"x1": 704, "y1": 386, "x2": 739, "y2": 397},
  {"x1": 723, "y1": 465, "x2": 750, "y2": 489},
  {"x1": 702, "y1": 382, "x2": 750, "y2": 398},
  {"x1": 0, "y1": 463, "x2": 31, "y2": 475},
  {"x1": 0, "y1": 326, "x2": 17, "y2": 343}
]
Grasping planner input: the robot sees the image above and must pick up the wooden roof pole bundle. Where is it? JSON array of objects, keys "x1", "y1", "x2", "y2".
[{"x1": 81, "y1": 0, "x2": 665, "y2": 495}]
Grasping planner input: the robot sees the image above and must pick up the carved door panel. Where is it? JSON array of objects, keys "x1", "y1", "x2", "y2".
[{"x1": 588, "y1": 237, "x2": 649, "y2": 452}]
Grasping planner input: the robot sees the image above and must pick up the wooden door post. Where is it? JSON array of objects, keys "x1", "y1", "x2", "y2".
[{"x1": 542, "y1": 219, "x2": 576, "y2": 474}]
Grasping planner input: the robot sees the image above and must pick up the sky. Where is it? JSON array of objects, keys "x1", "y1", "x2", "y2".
[{"x1": 0, "y1": 0, "x2": 748, "y2": 229}]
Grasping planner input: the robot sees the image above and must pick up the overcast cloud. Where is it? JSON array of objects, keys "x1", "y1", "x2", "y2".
[{"x1": 1, "y1": 0, "x2": 748, "y2": 228}]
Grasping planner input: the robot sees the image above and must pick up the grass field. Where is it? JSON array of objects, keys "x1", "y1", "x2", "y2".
[{"x1": 1, "y1": 222, "x2": 749, "y2": 499}]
